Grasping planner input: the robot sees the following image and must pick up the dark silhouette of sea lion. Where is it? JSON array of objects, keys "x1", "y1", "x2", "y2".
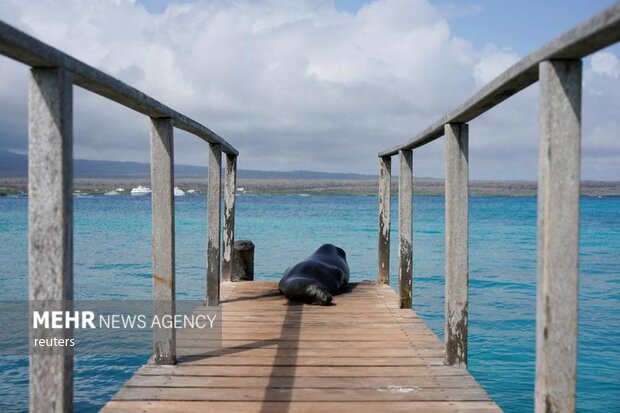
[{"x1": 278, "y1": 244, "x2": 350, "y2": 305}]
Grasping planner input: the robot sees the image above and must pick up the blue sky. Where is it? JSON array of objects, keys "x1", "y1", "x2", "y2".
[
  {"x1": 417, "y1": 0, "x2": 618, "y2": 55},
  {"x1": 336, "y1": 0, "x2": 619, "y2": 59},
  {"x1": 1, "y1": 0, "x2": 618, "y2": 179}
]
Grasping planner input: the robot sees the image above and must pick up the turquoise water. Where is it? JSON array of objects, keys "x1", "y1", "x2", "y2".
[{"x1": 0, "y1": 194, "x2": 618, "y2": 412}]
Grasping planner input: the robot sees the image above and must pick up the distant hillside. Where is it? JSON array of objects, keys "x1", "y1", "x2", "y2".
[{"x1": 0, "y1": 150, "x2": 376, "y2": 180}]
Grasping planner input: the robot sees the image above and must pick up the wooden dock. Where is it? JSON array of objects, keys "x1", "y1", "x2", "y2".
[{"x1": 101, "y1": 282, "x2": 500, "y2": 413}]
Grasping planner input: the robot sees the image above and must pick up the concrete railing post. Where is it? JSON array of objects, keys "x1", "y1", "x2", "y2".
[
  {"x1": 207, "y1": 143, "x2": 222, "y2": 306},
  {"x1": 535, "y1": 59, "x2": 582, "y2": 413},
  {"x1": 28, "y1": 67, "x2": 74, "y2": 413},
  {"x1": 398, "y1": 149, "x2": 413, "y2": 309},
  {"x1": 150, "y1": 117, "x2": 176, "y2": 365},
  {"x1": 378, "y1": 156, "x2": 392, "y2": 284},
  {"x1": 444, "y1": 123, "x2": 469, "y2": 366},
  {"x1": 222, "y1": 154, "x2": 237, "y2": 282}
]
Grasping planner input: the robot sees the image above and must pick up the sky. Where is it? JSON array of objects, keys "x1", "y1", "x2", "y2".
[{"x1": 0, "y1": 0, "x2": 618, "y2": 180}]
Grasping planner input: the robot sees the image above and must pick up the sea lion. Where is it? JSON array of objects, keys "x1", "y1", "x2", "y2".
[{"x1": 278, "y1": 244, "x2": 350, "y2": 305}]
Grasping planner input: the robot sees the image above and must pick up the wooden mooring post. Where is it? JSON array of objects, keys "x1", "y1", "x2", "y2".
[
  {"x1": 28, "y1": 67, "x2": 74, "y2": 413},
  {"x1": 535, "y1": 59, "x2": 582, "y2": 413},
  {"x1": 150, "y1": 117, "x2": 176, "y2": 365},
  {"x1": 398, "y1": 149, "x2": 413, "y2": 309},
  {"x1": 444, "y1": 123, "x2": 469, "y2": 366},
  {"x1": 377, "y1": 156, "x2": 391, "y2": 284}
]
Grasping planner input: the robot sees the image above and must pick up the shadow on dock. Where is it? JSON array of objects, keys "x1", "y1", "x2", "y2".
[{"x1": 260, "y1": 301, "x2": 302, "y2": 413}]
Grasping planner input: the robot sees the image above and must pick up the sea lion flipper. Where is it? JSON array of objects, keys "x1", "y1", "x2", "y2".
[{"x1": 306, "y1": 284, "x2": 332, "y2": 306}]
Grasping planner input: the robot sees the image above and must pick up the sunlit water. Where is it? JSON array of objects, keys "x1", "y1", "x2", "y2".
[{"x1": 0, "y1": 194, "x2": 618, "y2": 412}]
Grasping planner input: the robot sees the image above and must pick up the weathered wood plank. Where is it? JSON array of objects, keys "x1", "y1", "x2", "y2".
[
  {"x1": 112, "y1": 386, "x2": 491, "y2": 402},
  {"x1": 102, "y1": 400, "x2": 502, "y2": 413},
  {"x1": 135, "y1": 364, "x2": 470, "y2": 378},
  {"x1": 175, "y1": 347, "x2": 444, "y2": 358},
  {"x1": 222, "y1": 154, "x2": 237, "y2": 281},
  {"x1": 175, "y1": 340, "x2": 439, "y2": 350},
  {"x1": 378, "y1": 156, "x2": 392, "y2": 284},
  {"x1": 535, "y1": 59, "x2": 581, "y2": 413},
  {"x1": 398, "y1": 149, "x2": 413, "y2": 309},
  {"x1": 206, "y1": 143, "x2": 222, "y2": 306},
  {"x1": 150, "y1": 117, "x2": 176, "y2": 365},
  {"x1": 177, "y1": 333, "x2": 437, "y2": 341},
  {"x1": 28, "y1": 66, "x2": 73, "y2": 413},
  {"x1": 444, "y1": 123, "x2": 469, "y2": 366},
  {"x1": 176, "y1": 356, "x2": 445, "y2": 366},
  {"x1": 125, "y1": 375, "x2": 480, "y2": 389},
  {"x1": 177, "y1": 324, "x2": 430, "y2": 333}
]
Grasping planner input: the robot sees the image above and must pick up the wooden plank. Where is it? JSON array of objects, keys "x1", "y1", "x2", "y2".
[
  {"x1": 150, "y1": 117, "x2": 176, "y2": 365},
  {"x1": 125, "y1": 375, "x2": 480, "y2": 389},
  {"x1": 175, "y1": 340, "x2": 441, "y2": 350},
  {"x1": 102, "y1": 400, "x2": 502, "y2": 413},
  {"x1": 203, "y1": 313, "x2": 428, "y2": 321},
  {"x1": 136, "y1": 365, "x2": 470, "y2": 377},
  {"x1": 378, "y1": 156, "x2": 391, "y2": 284},
  {"x1": 206, "y1": 143, "x2": 222, "y2": 306},
  {"x1": 203, "y1": 316, "x2": 427, "y2": 323},
  {"x1": 177, "y1": 325, "x2": 432, "y2": 333},
  {"x1": 177, "y1": 324, "x2": 430, "y2": 332},
  {"x1": 28, "y1": 66, "x2": 73, "y2": 413},
  {"x1": 112, "y1": 386, "x2": 491, "y2": 402},
  {"x1": 175, "y1": 336, "x2": 438, "y2": 344},
  {"x1": 214, "y1": 308, "x2": 401, "y2": 313},
  {"x1": 398, "y1": 149, "x2": 413, "y2": 309},
  {"x1": 535, "y1": 59, "x2": 581, "y2": 413},
  {"x1": 174, "y1": 348, "x2": 444, "y2": 358},
  {"x1": 222, "y1": 154, "x2": 237, "y2": 281},
  {"x1": 378, "y1": 3, "x2": 619, "y2": 156},
  {"x1": 175, "y1": 356, "x2": 445, "y2": 366},
  {"x1": 176, "y1": 330, "x2": 438, "y2": 339},
  {"x1": 176, "y1": 332, "x2": 436, "y2": 341},
  {"x1": 444, "y1": 123, "x2": 469, "y2": 366}
]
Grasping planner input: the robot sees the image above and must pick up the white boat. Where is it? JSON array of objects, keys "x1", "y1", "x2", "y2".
[
  {"x1": 116, "y1": 188, "x2": 125, "y2": 192},
  {"x1": 130, "y1": 185, "x2": 152, "y2": 196},
  {"x1": 104, "y1": 190, "x2": 119, "y2": 196},
  {"x1": 174, "y1": 187, "x2": 185, "y2": 196},
  {"x1": 187, "y1": 189, "x2": 196, "y2": 194}
]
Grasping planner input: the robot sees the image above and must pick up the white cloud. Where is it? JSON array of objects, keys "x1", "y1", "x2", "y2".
[
  {"x1": 472, "y1": 44, "x2": 520, "y2": 86},
  {"x1": 582, "y1": 50, "x2": 620, "y2": 179},
  {"x1": 590, "y1": 51, "x2": 620, "y2": 78},
  {"x1": 0, "y1": 0, "x2": 617, "y2": 180}
]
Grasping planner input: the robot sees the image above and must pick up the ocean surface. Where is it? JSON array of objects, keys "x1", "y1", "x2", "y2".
[{"x1": 0, "y1": 194, "x2": 618, "y2": 412}]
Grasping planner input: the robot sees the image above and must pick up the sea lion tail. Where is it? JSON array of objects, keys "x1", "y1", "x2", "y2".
[{"x1": 306, "y1": 284, "x2": 332, "y2": 306}]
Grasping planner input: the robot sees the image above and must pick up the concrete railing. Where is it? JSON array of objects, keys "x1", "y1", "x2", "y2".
[
  {"x1": 0, "y1": 20, "x2": 239, "y2": 412},
  {"x1": 377, "y1": 4, "x2": 619, "y2": 412}
]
